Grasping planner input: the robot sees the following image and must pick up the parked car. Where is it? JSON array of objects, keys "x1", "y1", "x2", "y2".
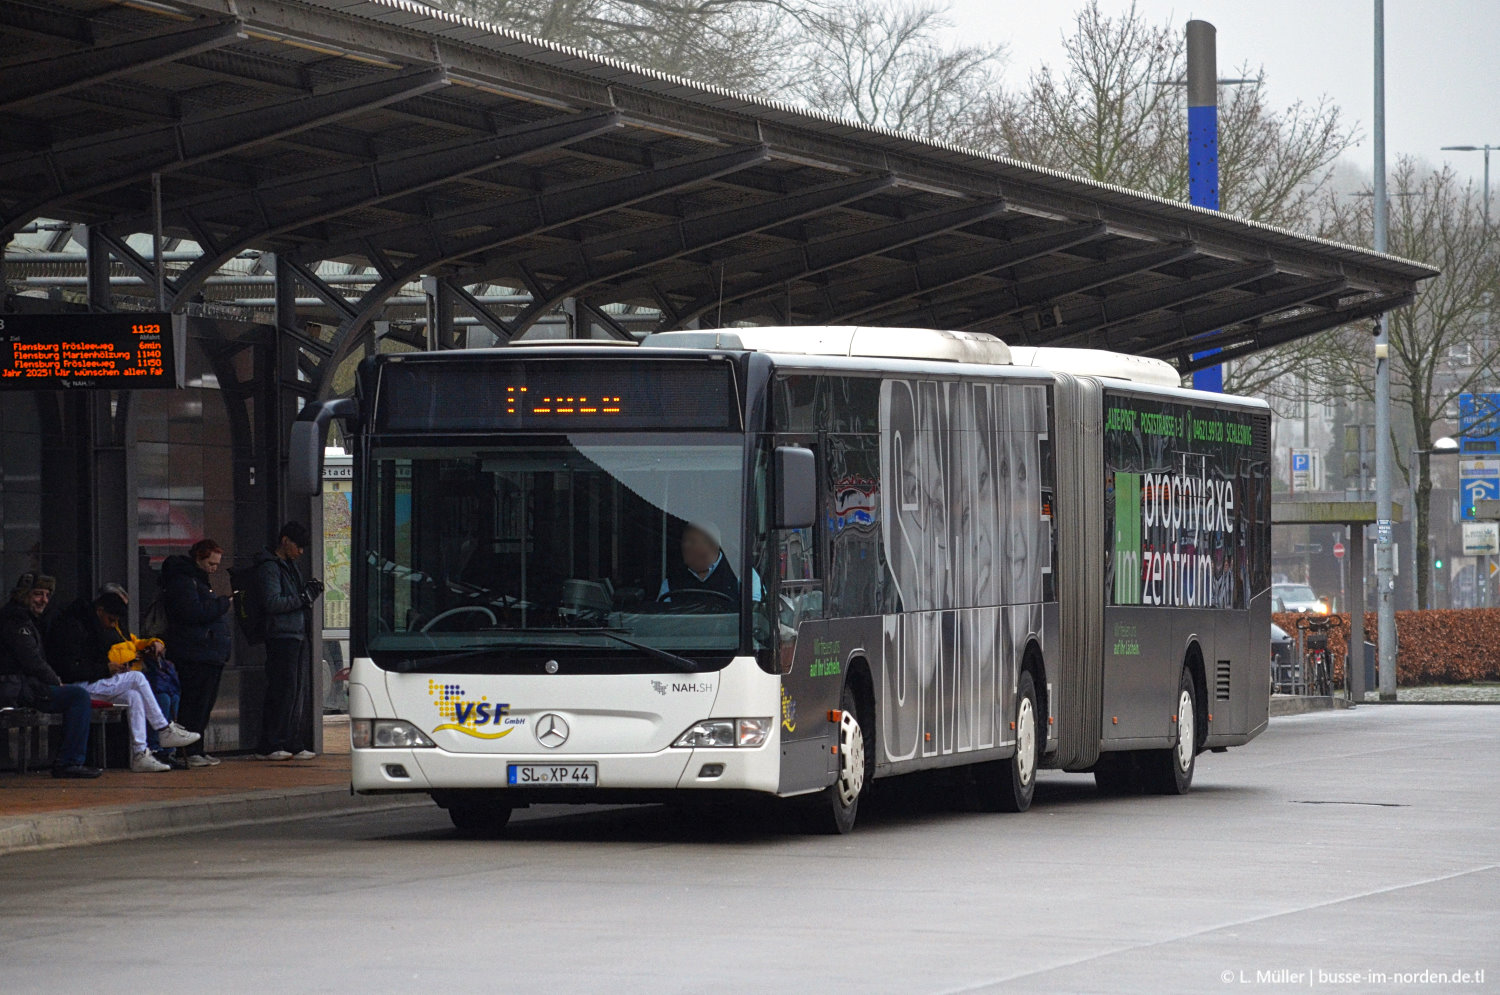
[{"x1": 1272, "y1": 582, "x2": 1328, "y2": 614}]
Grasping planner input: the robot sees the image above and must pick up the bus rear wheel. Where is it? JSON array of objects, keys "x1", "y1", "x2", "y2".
[
  {"x1": 799, "y1": 684, "x2": 867, "y2": 835},
  {"x1": 1144, "y1": 666, "x2": 1198, "y2": 795},
  {"x1": 972, "y1": 670, "x2": 1039, "y2": 812}
]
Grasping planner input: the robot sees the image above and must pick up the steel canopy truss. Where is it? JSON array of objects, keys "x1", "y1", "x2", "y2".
[{"x1": 0, "y1": 0, "x2": 1435, "y2": 401}]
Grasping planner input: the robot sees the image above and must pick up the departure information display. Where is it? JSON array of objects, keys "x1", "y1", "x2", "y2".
[{"x1": 0, "y1": 313, "x2": 179, "y2": 390}]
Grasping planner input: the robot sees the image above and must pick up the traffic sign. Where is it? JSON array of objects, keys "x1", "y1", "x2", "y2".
[
  {"x1": 1333, "y1": 541, "x2": 1346, "y2": 559},
  {"x1": 1461, "y1": 521, "x2": 1498, "y2": 555},
  {"x1": 1459, "y1": 393, "x2": 1500, "y2": 454},
  {"x1": 1460, "y1": 458, "x2": 1500, "y2": 521}
]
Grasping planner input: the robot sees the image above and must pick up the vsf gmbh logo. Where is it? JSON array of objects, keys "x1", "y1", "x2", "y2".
[{"x1": 428, "y1": 680, "x2": 525, "y2": 739}]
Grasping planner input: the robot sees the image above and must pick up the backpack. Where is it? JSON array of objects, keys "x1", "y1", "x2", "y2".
[
  {"x1": 227, "y1": 563, "x2": 266, "y2": 645},
  {"x1": 138, "y1": 596, "x2": 169, "y2": 639}
]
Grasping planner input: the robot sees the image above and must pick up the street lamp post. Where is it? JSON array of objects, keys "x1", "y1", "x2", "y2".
[
  {"x1": 1373, "y1": 0, "x2": 1398, "y2": 702},
  {"x1": 1440, "y1": 144, "x2": 1496, "y2": 230},
  {"x1": 1409, "y1": 437, "x2": 1461, "y2": 610}
]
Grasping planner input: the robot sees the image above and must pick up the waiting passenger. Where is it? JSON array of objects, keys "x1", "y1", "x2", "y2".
[
  {"x1": 47, "y1": 590, "x2": 199, "y2": 772},
  {"x1": 160, "y1": 539, "x2": 232, "y2": 768},
  {"x1": 0, "y1": 573, "x2": 100, "y2": 778}
]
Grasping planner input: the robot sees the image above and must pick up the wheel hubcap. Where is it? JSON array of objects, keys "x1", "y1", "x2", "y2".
[
  {"x1": 1176, "y1": 689, "x2": 1195, "y2": 773},
  {"x1": 835, "y1": 710, "x2": 865, "y2": 808},
  {"x1": 1016, "y1": 697, "x2": 1036, "y2": 786}
]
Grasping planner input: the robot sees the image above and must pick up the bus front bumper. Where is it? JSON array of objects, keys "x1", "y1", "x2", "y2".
[{"x1": 351, "y1": 740, "x2": 782, "y2": 796}]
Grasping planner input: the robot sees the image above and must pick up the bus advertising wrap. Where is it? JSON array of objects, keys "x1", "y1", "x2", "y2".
[{"x1": 1105, "y1": 394, "x2": 1270, "y2": 610}]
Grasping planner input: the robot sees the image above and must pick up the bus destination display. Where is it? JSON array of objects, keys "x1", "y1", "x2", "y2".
[
  {"x1": 0, "y1": 313, "x2": 178, "y2": 390},
  {"x1": 376, "y1": 359, "x2": 738, "y2": 431}
]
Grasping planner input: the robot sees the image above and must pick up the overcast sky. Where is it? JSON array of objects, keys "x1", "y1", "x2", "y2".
[{"x1": 943, "y1": 0, "x2": 1500, "y2": 190}]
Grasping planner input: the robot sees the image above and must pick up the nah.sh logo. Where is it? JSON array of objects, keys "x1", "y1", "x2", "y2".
[{"x1": 428, "y1": 680, "x2": 524, "y2": 739}]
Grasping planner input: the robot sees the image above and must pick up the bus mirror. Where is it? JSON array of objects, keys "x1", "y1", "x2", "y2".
[
  {"x1": 774, "y1": 446, "x2": 816, "y2": 530},
  {"x1": 289, "y1": 399, "x2": 358, "y2": 497}
]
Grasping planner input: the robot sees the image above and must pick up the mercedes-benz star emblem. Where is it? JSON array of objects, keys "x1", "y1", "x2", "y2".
[{"x1": 535, "y1": 713, "x2": 570, "y2": 749}]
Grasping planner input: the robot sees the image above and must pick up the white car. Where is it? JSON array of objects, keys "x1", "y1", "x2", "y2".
[{"x1": 1272, "y1": 583, "x2": 1328, "y2": 614}]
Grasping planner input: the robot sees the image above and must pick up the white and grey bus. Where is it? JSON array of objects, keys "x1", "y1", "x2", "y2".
[{"x1": 292, "y1": 326, "x2": 1271, "y2": 834}]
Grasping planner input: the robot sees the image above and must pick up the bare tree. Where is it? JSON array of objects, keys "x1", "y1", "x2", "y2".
[
  {"x1": 778, "y1": 1, "x2": 1004, "y2": 142},
  {"x1": 1311, "y1": 159, "x2": 1500, "y2": 608},
  {"x1": 991, "y1": 2, "x2": 1356, "y2": 396},
  {"x1": 429, "y1": 0, "x2": 804, "y2": 91}
]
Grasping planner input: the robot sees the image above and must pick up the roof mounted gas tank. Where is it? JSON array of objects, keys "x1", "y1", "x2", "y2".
[
  {"x1": 640, "y1": 326, "x2": 1012, "y2": 365},
  {"x1": 1005, "y1": 346, "x2": 1183, "y2": 388}
]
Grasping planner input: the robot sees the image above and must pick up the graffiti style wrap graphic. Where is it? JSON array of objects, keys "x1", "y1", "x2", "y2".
[
  {"x1": 1105, "y1": 398, "x2": 1271, "y2": 610},
  {"x1": 781, "y1": 686, "x2": 798, "y2": 733},
  {"x1": 876, "y1": 379, "x2": 1051, "y2": 763},
  {"x1": 428, "y1": 680, "x2": 525, "y2": 739}
]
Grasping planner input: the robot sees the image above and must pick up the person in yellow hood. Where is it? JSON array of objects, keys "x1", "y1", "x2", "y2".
[{"x1": 47, "y1": 589, "x2": 200, "y2": 772}]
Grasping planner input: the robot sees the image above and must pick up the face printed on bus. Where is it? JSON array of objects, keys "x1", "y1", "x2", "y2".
[
  {"x1": 950, "y1": 383, "x2": 998, "y2": 607},
  {"x1": 880, "y1": 380, "x2": 949, "y2": 612},
  {"x1": 1000, "y1": 387, "x2": 1043, "y2": 604}
]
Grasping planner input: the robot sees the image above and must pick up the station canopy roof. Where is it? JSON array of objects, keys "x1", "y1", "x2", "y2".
[{"x1": 0, "y1": 0, "x2": 1437, "y2": 387}]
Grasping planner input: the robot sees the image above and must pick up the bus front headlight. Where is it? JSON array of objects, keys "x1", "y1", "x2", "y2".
[
  {"x1": 351, "y1": 719, "x2": 436, "y2": 749},
  {"x1": 673, "y1": 718, "x2": 773, "y2": 749}
]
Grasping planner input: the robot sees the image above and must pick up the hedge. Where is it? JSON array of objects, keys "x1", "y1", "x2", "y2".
[{"x1": 1272, "y1": 609, "x2": 1500, "y2": 686}]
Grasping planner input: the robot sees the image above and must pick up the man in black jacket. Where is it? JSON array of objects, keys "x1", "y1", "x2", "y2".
[
  {"x1": 251, "y1": 521, "x2": 323, "y2": 761},
  {"x1": 0, "y1": 573, "x2": 100, "y2": 778}
]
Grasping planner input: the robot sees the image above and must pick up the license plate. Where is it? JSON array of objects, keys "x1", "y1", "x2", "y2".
[{"x1": 508, "y1": 763, "x2": 598, "y2": 786}]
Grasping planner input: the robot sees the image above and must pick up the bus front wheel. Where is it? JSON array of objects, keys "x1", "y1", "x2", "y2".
[
  {"x1": 1144, "y1": 666, "x2": 1198, "y2": 795},
  {"x1": 799, "y1": 684, "x2": 867, "y2": 835},
  {"x1": 445, "y1": 799, "x2": 513, "y2": 837}
]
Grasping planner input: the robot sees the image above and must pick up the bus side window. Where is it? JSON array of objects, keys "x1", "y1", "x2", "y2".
[{"x1": 778, "y1": 525, "x2": 824, "y2": 629}]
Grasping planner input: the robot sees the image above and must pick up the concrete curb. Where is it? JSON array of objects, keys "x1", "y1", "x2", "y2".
[
  {"x1": 0, "y1": 783, "x2": 429, "y2": 857},
  {"x1": 1269, "y1": 694, "x2": 1354, "y2": 717}
]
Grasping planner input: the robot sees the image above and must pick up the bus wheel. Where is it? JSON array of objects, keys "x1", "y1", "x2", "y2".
[
  {"x1": 1145, "y1": 667, "x2": 1198, "y2": 795},
  {"x1": 445, "y1": 799, "x2": 513, "y2": 837},
  {"x1": 973, "y1": 670, "x2": 1039, "y2": 812},
  {"x1": 801, "y1": 685, "x2": 867, "y2": 834}
]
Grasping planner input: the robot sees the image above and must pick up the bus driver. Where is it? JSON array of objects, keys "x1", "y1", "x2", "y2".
[{"x1": 658, "y1": 523, "x2": 762, "y2": 604}]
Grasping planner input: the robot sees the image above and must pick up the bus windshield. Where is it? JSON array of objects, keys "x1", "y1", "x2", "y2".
[{"x1": 362, "y1": 433, "x2": 747, "y2": 666}]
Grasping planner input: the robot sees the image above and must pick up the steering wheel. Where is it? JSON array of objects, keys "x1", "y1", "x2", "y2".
[
  {"x1": 658, "y1": 587, "x2": 737, "y2": 609},
  {"x1": 421, "y1": 605, "x2": 498, "y2": 632}
]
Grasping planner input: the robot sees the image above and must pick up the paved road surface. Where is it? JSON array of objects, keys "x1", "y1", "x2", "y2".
[{"x1": 3, "y1": 706, "x2": 1496, "y2": 994}]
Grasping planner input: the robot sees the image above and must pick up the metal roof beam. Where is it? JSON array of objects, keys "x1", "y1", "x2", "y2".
[
  {"x1": 499, "y1": 174, "x2": 897, "y2": 337},
  {"x1": 297, "y1": 140, "x2": 765, "y2": 264},
  {"x1": 306, "y1": 143, "x2": 768, "y2": 267},
  {"x1": 662, "y1": 199, "x2": 1011, "y2": 328},
  {"x1": 445, "y1": 279, "x2": 513, "y2": 344},
  {"x1": 313, "y1": 143, "x2": 770, "y2": 398},
  {"x1": 1176, "y1": 292, "x2": 1412, "y2": 374},
  {"x1": 1132, "y1": 276, "x2": 1351, "y2": 356},
  {"x1": 817, "y1": 221, "x2": 1108, "y2": 324},
  {"x1": 1041, "y1": 261, "x2": 1279, "y2": 348},
  {"x1": 0, "y1": 3, "x2": 94, "y2": 43},
  {"x1": 0, "y1": 66, "x2": 449, "y2": 240},
  {"x1": 870, "y1": 241, "x2": 1200, "y2": 328},
  {"x1": 0, "y1": 19, "x2": 246, "y2": 113},
  {"x1": 163, "y1": 111, "x2": 621, "y2": 305}
]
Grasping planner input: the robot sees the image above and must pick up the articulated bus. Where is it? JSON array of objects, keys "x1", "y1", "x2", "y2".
[{"x1": 292, "y1": 326, "x2": 1271, "y2": 834}]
